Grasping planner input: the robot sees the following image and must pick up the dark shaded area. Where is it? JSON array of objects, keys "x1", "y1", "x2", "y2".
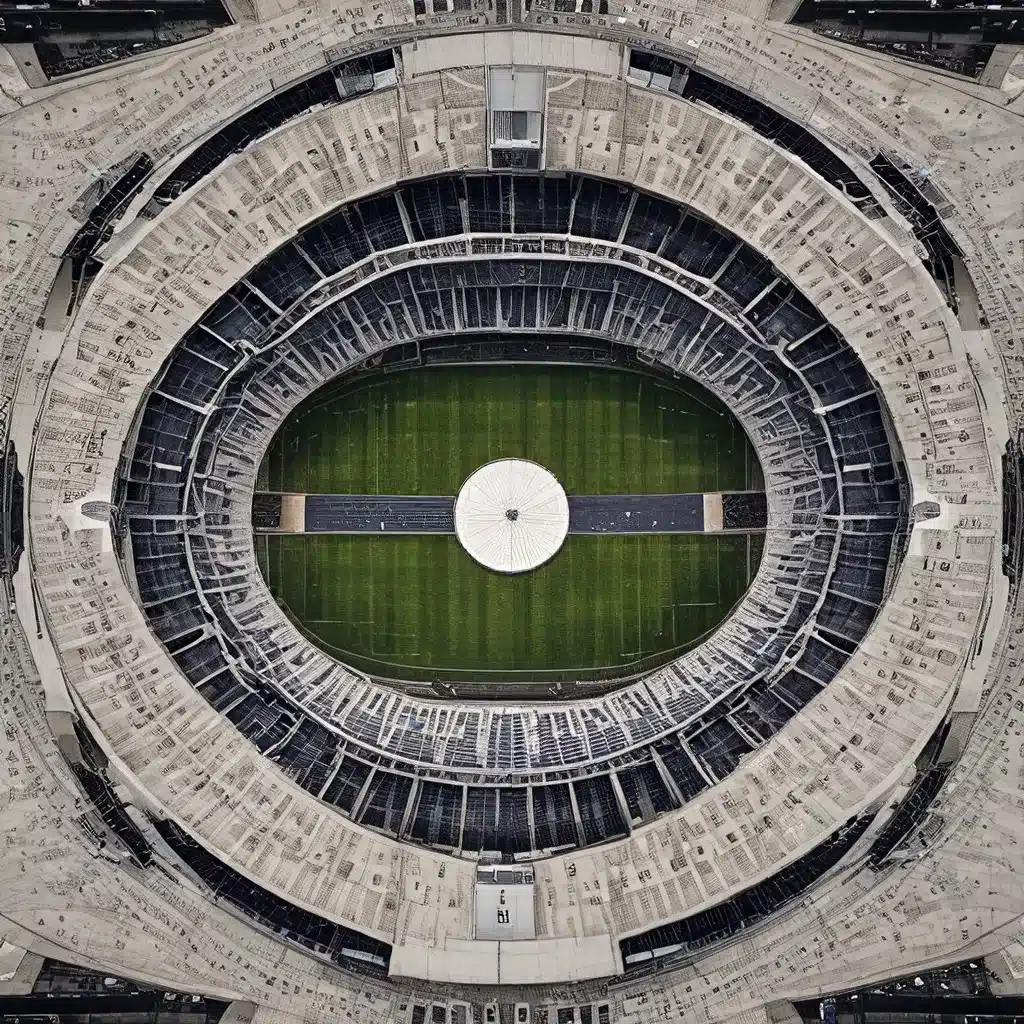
[
  {"x1": 790, "y1": 0, "x2": 1020, "y2": 77},
  {"x1": 869, "y1": 153, "x2": 965, "y2": 310},
  {"x1": 865, "y1": 762, "x2": 953, "y2": 866},
  {"x1": 620, "y1": 815, "x2": 872, "y2": 973},
  {"x1": 808, "y1": 992, "x2": 1024, "y2": 1022},
  {"x1": 61, "y1": 154, "x2": 153, "y2": 311},
  {"x1": 0, "y1": 991, "x2": 228, "y2": 1024},
  {"x1": 69, "y1": 721, "x2": 153, "y2": 867},
  {"x1": 0, "y1": 4, "x2": 231, "y2": 79},
  {"x1": 532, "y1": 783, "x2": 580, "y2": 849},
  {"x1": 792, "y1": 959, "x2": 996, "y2": 1024},
  {"x1": 251, "y1": 491, "x2": 282, "y2": 530},
  {"x1": 1003, "y1": 435, "x2": 1023, "y2": 585},
  {"x1": 460, "y1": 787, "x2": 532, "y2": 853},
  {"x1": 415, "y1": 334, "x2": 637, "y2": 367},
  {"x1": 155, "y1": 819, "x2": 392, "y2": 974},
  {"x1": 491, "y1": 148, "x2": 541, "y2": 169},
  {"x1": 1, "y1": 440, "x2": 24, "y2": 577},
  {"x1": 864, "y1": 718, "x2": 954, "y2": 867},
  {"x1": 19, "y1": 957, "x2": 230, "y2": 1023},
  {"x1": 722, "y1": 492, "x2": 767, "y2": 531},
  {"x1": 69, "y1": 762, "x2": 153, "y2": 866}
]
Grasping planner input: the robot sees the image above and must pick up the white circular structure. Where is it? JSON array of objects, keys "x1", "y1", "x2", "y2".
[{"x1": 454, "y1": 459, "x2": 570, "y2": 573}]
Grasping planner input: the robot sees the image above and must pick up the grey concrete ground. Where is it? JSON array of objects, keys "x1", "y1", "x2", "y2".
[
  {"x1": 254, "y1": 492, "x2": 772, "y2": 534},
  {"x1": 304, "y1": 495, "x2": 455, "y2": 533},
  {"x1": 567, "y1": 494, "x2": 705, "y2": 533}
]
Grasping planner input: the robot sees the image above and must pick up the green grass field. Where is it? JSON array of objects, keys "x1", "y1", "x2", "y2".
[{"x1": 258, "y1": 364, "x2": 762, "y2": 682}]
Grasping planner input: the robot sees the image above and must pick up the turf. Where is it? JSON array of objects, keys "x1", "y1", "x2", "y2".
[
  {"x1": 258, "y1": 364, "x2": 762, "y2": 682},
  {"x1": 264, "y1": 364, "x2": 758, "y2": 495}
]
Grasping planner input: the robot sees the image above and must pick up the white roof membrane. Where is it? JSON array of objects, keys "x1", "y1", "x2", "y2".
[{"x1": 454, "y1": 459, "x2": 570, "y2": 573}]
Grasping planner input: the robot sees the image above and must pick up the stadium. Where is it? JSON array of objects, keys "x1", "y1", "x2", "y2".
[{"x1": 0, "y1": 3, "x2": 1022, "y2": 1024}]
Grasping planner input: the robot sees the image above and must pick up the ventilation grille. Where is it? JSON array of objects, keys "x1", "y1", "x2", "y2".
[{"x1": 491, "y1": 109, "x2": 541, "y2": 146}]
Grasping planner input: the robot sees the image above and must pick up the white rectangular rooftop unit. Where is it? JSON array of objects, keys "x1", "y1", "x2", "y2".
[
  {"x1": 473, "y1": 863, "x2": 536, "y2": 940},
  {"x1": 488, "y1": 66, "x2": 545, "y2": 169}
]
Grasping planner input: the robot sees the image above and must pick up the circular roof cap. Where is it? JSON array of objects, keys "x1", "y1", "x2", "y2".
[{"x1": 454, "y1": 459, "x2": 570, "y2": 574}]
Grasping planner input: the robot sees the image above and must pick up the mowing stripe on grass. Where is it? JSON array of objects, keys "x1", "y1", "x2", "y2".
[{"x1": 260, "y1": 364, "x2": 760, "y2": 682}]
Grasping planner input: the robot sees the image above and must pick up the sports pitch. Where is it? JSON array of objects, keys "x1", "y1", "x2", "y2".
[{"x1": 257, "y1": 364, "x2": 763, "y2": 682}]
